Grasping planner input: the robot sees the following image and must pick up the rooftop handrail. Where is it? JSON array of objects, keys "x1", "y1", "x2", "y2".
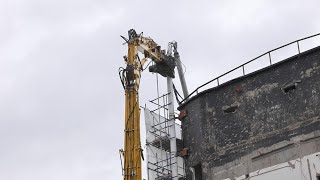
[{"x1": 180, "y1": 32, "x2": 320, "y2": 105}]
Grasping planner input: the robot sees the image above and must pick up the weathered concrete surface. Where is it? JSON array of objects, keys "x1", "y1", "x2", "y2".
[
  {"x1": 178, "y1": 46, "x2": 320, "y2": 180},
  {"x1": 210, "y1": 131, "x2": 320, "y2": 179}
]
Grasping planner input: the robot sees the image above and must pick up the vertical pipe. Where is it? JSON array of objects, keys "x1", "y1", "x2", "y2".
[
  {"x1": 297, "y1": 41, "x2": 301, "y2": 54},
  {"x1": 156, "y1": 153, "x2": 159, "y2": 177},
  {"x1": 268, "y1": 52, "x2": 272, "y2": 65},
  {"x1": 167, "y1": 77, "x2": 178, "y2": 180},
  {"x1": 189, "y1": 167, "x2": 196, "y2": 180},
  {"x1": 307, "y1": 159, "x2": 313, "y2": 180},
  {"x1": 147, "y1": 161, "x2": 150, "y2": 180}
]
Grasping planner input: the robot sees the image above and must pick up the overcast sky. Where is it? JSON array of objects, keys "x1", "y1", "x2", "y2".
[{"x1": 0, "y1": 0, "x2": 320, "y2": 180}]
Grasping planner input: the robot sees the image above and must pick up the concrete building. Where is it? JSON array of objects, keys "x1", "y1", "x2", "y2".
[{"x1": 178, "y1": 44, "x2": 320, "y2": 179}]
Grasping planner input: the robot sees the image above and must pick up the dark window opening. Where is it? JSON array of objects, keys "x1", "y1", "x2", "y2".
[
  {"x1": 283, "y1": 80, "x2": 301, "y2": 93},
  {"x1": 283, "y1": 84, "x2": 296, "y2": 93},
  {"x1": 223, "y1": 106, "x2": 238, "y2": 113},
  {"x1": 194, "y1": 163, "x2": 202, "y2": 180}
]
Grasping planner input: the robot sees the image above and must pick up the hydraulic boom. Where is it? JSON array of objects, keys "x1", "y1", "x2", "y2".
[{"x1": 119, "y1": 29, "x2": 175, "y2": 180}]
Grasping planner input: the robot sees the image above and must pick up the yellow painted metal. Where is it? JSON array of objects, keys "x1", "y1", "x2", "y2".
[
  {"x1": 123, "y1": 42, "x2": 142, "y2": 180},
  {"x1": 121, "y1": 30, "x2": 165, "y2": 180}
]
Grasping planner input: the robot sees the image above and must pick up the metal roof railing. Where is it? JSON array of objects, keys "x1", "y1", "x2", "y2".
[{"x1": 180, "y1": 32, "x2": 320, "y2": 105}]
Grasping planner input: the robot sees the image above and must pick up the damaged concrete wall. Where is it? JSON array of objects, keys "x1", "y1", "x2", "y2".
[{"x1": 178, "y1": 46, "x2": 320, "y2": 180}]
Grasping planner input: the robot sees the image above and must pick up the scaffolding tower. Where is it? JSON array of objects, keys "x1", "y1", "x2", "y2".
[{"x1": 144, "y1": 92, "x2": 185, "y2": 180}]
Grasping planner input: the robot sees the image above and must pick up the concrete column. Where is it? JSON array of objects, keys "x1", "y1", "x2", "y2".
[{"x1": 167, "y1": 77, "x2": 178, "y2": 180}]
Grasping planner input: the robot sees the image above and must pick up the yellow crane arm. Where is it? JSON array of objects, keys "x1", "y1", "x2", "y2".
[
  {"x1": 119, "y1": 29, "x2": 175, "y2": 180},
  {"x1": 136, "y1": 36, "x2": 162, "y2": 63}
]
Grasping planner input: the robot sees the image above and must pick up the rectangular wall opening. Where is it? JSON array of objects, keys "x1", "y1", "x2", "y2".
[{"x1": 194, "y1": 163, "x2": 202, "y2": 180}]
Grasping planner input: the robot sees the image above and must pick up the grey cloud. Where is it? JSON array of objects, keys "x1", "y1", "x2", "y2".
[{"x1": 0, "y1": 0, "x2": 319, "y2": 179}]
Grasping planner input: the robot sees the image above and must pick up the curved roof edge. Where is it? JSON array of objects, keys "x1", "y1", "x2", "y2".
[{"x1": 178, "y1": 45, "x2": 320, "y2": 110}]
